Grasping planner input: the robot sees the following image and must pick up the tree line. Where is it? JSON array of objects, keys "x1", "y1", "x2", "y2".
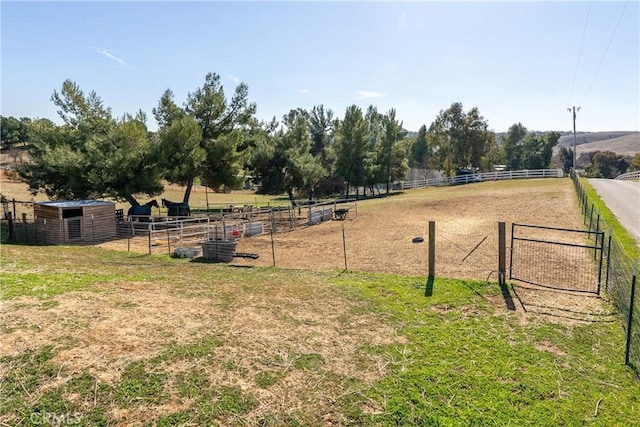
[{"x1": 7, "y1": 73, "x2": 596, "y2": 207}]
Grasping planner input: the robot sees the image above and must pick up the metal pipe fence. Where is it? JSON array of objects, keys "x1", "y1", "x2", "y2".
[{"x1": 571, "y1": 171, "x2": 639, "y2": 374}]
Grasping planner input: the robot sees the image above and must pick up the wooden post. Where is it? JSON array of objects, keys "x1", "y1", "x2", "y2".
[
  {"x1": 22, "y1": 213, "x2": 27, "y2": 243},
  {"x1": 498, "y1": 222, "x2": 506, "y2": 286},
  {"x1": 12, "y1": 198, "x2": 16, "y2": 220},
  {"x1": 342, "y1": 222, "x2": 348, "y2": 271},
  {"x1": 7, "y1": 212, "x2": 14, "y2": 241},
  {"x1": 428, "y1": 221, "x2": 435, "y2": 279}
]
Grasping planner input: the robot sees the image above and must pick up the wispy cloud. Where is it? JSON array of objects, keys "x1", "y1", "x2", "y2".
[
  {"x1": 227, "y1": 74, "x2": 241, "y2": 84},
  {"x1": 355, "y1": 90, "x2": 385, "y2": 99},
  {"x1": 95, "y1": 48, "x2": 134, "y2": 69},
  {"x1": 299, "y1": 88, "x2": 311, "y2": 94}
]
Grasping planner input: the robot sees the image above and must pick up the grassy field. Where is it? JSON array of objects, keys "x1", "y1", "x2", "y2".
[{"x1": 2, "y1": 179, "x2": 640, "y2": 425}]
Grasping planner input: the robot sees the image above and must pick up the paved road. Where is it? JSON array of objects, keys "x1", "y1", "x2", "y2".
[{"x1": 588, "y1": 178, "x2": 640, "y2": 246}]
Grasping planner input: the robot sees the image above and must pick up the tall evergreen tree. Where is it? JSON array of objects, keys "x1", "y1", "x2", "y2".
[
  {"x1": 378, "y1": 109, "x2": 408, "y2": 193},
  {"x1": 154, "y1": 73, "x2": 256, "y2": 203},
  {"x1": 334, "y1": 105, "x2": 370, "y2": 198},
  {"x1": 16, "y1": 80, "x2": 163, "y2": 204}
]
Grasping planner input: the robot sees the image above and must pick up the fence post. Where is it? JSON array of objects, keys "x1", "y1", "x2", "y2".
[
  {"x1": 22, "y1": 213, "x2": 27, "y2": 243},
  {"x1": 342, "y1": 222, "x2": 348, "y2": 271},
  {"x1": 222, "y1": 215, "x2": 227, "y2": 240},
  {"x1": 428, "y1": 221, "x2": 435, "y2": 279},
  {"x1": 269, "y1": 210, "x2": 276, "y2": 267},
  {"x1": 625, "y1": 259, "x2": 637, "y2": 366},
  {"x1": 91, "y1": 214, "x2": 95, "y2": 246},
  {"x1": 498, "y1": 222, "x2": 506, "y2": 286},
  {"x1": 148, "y1": 223, "x2": 152, "y2": 255},
  {"x1": 7, "y1": 212, "x2": 14, "y2": 241},
  {"x1": 166, "y1": 226, "x2": 171, "y2": 255},
  {"x1": 597, "y1": 232, "x2": 604, "y2": 296},
  {"x1": 605, "y1": 228, "x2": 612, "y2": 293},
  {"x1": 588, "y1": 202, "x2": 594, "y2": 231}
]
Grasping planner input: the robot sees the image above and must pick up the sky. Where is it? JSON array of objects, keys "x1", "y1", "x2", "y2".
[{"x1": 1, "y1": 1, "x2": 639, "y2": 134}]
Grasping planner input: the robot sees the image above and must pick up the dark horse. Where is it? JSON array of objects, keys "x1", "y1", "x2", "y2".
[
  {"x1": 128, "y1": 199, "x2": 159, "y2": 221},
  {"x1": 162, "y1": 198, "x2": 191, "y2": 217}
]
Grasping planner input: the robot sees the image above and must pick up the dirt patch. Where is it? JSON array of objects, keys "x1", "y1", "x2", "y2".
[
  {"x1": 1, "y1": 276, "x2": 407, "y2": 423},
  {"x1": 105, "y1": 180, "x2": 586, "y2": 281},
  {"x1": 535, "y1": 340, "x2": 567, "y2": 357}
]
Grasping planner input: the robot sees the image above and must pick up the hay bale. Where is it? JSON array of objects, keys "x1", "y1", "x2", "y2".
[{"x1": 202, "y1": 240, "x2": 237, "y2": 262}]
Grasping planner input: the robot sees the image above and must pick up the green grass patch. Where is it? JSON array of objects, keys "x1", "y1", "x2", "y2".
[
  {"x1": 0, "y1": 272, "x2": 117, "y2": 299},
  {"x1": 151, "y1": 336, "x2": 223, "y2": 364},
  {"x1": 330, "y1": 272, "x2": 640, "y2": 426},
  {"x1": 114, "y1": 361, "x2": 168, "y2": 405},
  {"x1": 1, "y1": 243, "x2": 639, "y2": 425},
  {"x1": 254, "y1": 370, "x2": 284, "y2": 388},
  {"x1": 581, "y1": 178, "x2": 640, "y2": 260}
]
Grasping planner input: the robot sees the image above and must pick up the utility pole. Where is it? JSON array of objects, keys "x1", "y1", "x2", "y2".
[{"x1": 567, "y1": 106, "x2": 581, "y2": 171}]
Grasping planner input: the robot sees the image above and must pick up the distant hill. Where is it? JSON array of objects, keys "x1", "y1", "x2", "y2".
[
  {"x1": 556, "y1": 131, "x2": 638, "y2": 149},
  {"x1": 553, "y1": 131, "x2": 639, "y2": 159}
]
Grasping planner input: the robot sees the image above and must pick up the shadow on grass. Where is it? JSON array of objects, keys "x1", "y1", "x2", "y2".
[
  {"x1": 425, "y1": 275, "x2": 434, "y2": 297},
  {"x1": 499, "y1": 280, "x2": 516, "y2": 311},
  {"x1": 510, "y1": 283, "x2": 618, "y2": 323}
]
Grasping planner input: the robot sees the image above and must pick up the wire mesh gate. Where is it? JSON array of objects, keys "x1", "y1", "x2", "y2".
[{"x1": 510, "y1": 223, "x2": 604, "y2": 294}]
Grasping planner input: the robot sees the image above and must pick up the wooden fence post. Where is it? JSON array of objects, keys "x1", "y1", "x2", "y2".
[
  {"x1": 428, "y1": 221, "x2": 435, "y2": 279},
  {"x1": 342, "y1": 222, "x2": 348, "y2": 271},
  {"x1": 7, "y1": 212, "x2": 14, "y2": 241},
  {"x1": 22, "y1": 213, "x2": 27, "y2": 243}
]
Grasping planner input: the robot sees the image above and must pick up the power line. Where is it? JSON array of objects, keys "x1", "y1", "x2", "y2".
[
  {"x1": 568, "y1": 1, "x2": 592, "y2": 106},
  {"x1": 581, "y1": 0, "x2": 630, "y2": 105}
]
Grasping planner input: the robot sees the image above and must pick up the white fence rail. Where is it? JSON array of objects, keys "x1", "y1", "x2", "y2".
[
  {"x1": 395, "y1": 168, "x2": 564, "y2": 190},
  {"x1": 614, "y1": 170, "x2": 640, "y2": 181}
]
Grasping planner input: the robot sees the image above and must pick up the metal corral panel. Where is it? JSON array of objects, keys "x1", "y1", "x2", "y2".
[
  {"x1": 308, "y1": 210, "x2": 322, "y2": 225},
  {"x1": 321, "y1": 208, "x2": 333, "y2": 221},
  {"x1": 211, "y1": 223, "x2": 241, "y2": 240},
  {"x1": 244, "y1": 221, "x2": 264, "y2": 237}
]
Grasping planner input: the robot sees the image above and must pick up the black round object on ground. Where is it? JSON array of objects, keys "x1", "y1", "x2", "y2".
[{"x1": 412, "y1": 237, "x2": 424, "y2": 243}]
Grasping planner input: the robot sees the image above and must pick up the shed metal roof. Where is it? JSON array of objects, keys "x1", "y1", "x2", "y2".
[{"x1": 35, "y1": 200, "x2": 115, "y2": 208}]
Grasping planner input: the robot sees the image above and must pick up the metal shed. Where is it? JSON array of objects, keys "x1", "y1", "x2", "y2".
[{"x1": 34, "y1": 200, "x2": 116, "y2": 245}]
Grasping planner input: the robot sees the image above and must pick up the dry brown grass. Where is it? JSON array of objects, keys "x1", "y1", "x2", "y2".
[
  {"x1": 1, "y1": 270, "x2": 407, "y2": 424},
  {"x1": 1, "y1": 177, "x2": 621, "y2": 425}
]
